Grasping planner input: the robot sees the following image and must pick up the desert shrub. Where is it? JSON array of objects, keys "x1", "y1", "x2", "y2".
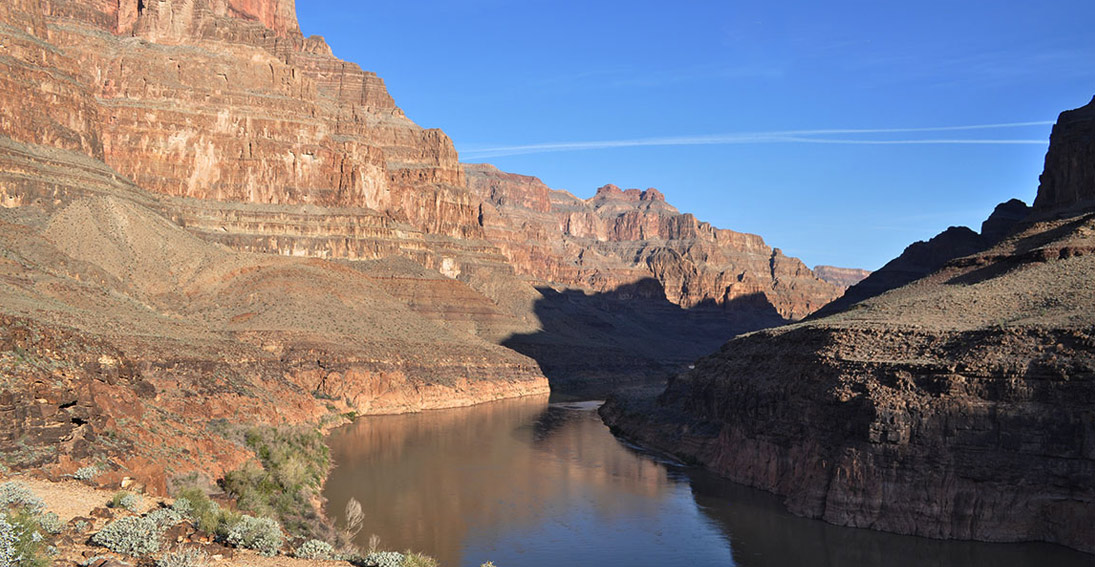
[
  {"x1": 362, "y1": 551, "x2": 405, "y2": 567},
  {"x1": 145, "y1": 508, "x2": 182, "y2": 530},
  {"x1": 220, "y1": 425, "x2": 330, "y2": 539},
  {"x1": 401, "y1": 552, "x2": 439, "y2": 567},
  {"x1": 223, "y1": 515, "x2": 283, "y2": 557},
  {"x1": 0, "y1": 483, "x2": 52, "y2": 567},
  {"x1": 156, "y1": 547, "x2": 208, "y2": 567},
  {"x1": 0, "y1": 483, "x2": 44, "y2": 514},
  {"x1": 169, "y1": 497, "x2": 193, "y2": 517},
  {"x1": 173, "y1": 488, "x2": 221, "y2": 534},
  {"x1": 0, "y1": 514, "x2": 20, "y2": 566},
  {"x1": 90, "y1": 515, "x2": 163, "y2": 556},
  {"x1": 294, "y1": 538, "x2": 335, "y2": 559},
  {"x1": 109, "y1": 491, "x2": 142, "y2": 513},
  {"x1": 73, "y1": 466, "x2": 100, "y2": 481},
  {"x1": 37, "y1": 512, "x2": 61, "y2": 535}
]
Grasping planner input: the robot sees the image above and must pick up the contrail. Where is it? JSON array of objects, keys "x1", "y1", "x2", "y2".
[{"x1": 459, "y1": 121, "x2": 1054, "y2": 158}]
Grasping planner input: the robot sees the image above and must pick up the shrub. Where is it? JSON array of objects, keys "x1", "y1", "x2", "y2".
[
  {"x1": 156, "y1": 547, "x2": 209, "y2": 567},
  {"x1": 0, "y1": 483, "x2": 45, "y2": 514},
  {"x1": 169, "y1": 497, "x2": 193, "y2": 517},
  {"x1": 37, "y1": 512, "x2": 62, "y2": 535},
  {"x1": 173, "y1": 488, "x2": 222, "y2": 534},
  {"x1": 294, "y1": 538, "x2": 335, "y2": 559},
  {"x1": 223, "y1": 515, "x2": 283, "y2": 557},
  {"x1": 0, "y1": 483, "x2": 51, "y2": 567},
  {"x1": 401, "y1": 552, "x2": 439, "y2": 567},
  {"x1": 90, "y1": 515, "x2": 162, "y2": 556},
  {"x1": 362, "y1": 551, "x2": 404, "y2": 567},
  {"x1": 73, "y1": 466, "x2": 100, "y2": 481},
  {"x1": 109, "y1": 491, "x2": 142, "y2": 513},
  {"x1": 146, "y1": 508, "x2": 182, "y2": 530},
  {"x1": 0, "y1": 514, "x2": 19, "y2": 567},
  {"x1": 220, "y1": 426, "x2": 330, "y2": 539}
]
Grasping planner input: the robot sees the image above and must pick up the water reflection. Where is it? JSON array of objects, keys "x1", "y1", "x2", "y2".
[{"x1": 324, "y1": 397, "x2": 1092, "y2": 567}]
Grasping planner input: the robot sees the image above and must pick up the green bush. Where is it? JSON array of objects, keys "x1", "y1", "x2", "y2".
[
  {"x1": 223, "y1": 515, "x2": 283, "y2": 557},
  {"x1": 221, "y1": 425, "x2": 330, "y2": 539}
]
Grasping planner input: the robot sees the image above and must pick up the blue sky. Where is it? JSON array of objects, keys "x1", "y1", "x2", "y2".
[{"x1": 295, "y1": 1, "x2": 1095, "y2": 270}]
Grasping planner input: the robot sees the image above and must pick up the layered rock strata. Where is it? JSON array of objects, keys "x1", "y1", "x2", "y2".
[
  {"x1": 603, "y1": 98, "x2": 1095, "y2": 553},
  {"x1": 467, "y1": 164, "x2": 850, "y2": 321}
]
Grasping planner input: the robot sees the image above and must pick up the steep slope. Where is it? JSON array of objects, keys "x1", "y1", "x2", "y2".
[
  {"x1": 0, "y1": 193, "x2": 548, "y2": 492},
  {"x1": 602, "y1": 97, "x2": 1095, "y2": 553}
]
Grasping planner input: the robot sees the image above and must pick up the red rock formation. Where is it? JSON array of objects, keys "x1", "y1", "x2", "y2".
[
  {"x1": 467, "y1": 164, "x2": 847, "y2": 321},
  {"x1": 812, "y1": 265, "x2": 871, "y2": 288}
]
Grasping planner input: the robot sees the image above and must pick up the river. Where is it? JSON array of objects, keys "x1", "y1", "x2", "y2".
[{"x1": 323, "y1": 395, "x2": 1091, "y2": 567}]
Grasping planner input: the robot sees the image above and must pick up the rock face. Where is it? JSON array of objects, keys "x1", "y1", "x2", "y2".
[
  {"x1": 466, "y1": 163, "x2": 848, "y2": 321},
  {"x1": 603, "y1": 98, "x2": 1095, "y2": 553},
  {"x1": 1033, "y1": 96, "x2": 1095, "y2": 215},
  {"x1": 0, "y1": 0, "x2": 860, "y2": 486},
  {"x1": 812, "y1": 265, "x2": 871, "y2": 288}
]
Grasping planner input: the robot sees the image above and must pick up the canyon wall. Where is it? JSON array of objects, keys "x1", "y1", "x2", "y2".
[
  {"x1": 0, "y1": 0, "x2": 862, "y2": 487},
  {"x1": 603, "y1": 97, "x2": 1095, "y2": 553}
]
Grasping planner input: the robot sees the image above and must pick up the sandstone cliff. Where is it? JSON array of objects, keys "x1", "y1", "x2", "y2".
[
  {"x1": 602, "y1": 98, "x2": 1095, "y2": 553},
  {"x1": 466, "y1": 163, "x2": 849, "y2": 321},
  {"x1": 0, "y1": 0, "x2": 861, "y2": 488}
]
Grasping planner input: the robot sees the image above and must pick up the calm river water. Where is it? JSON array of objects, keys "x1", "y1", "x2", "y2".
[{"x1": 323, "y1": 396, "x2": 1091, "y2": 567}]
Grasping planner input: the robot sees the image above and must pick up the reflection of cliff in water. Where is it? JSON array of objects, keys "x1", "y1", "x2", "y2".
[
  {"x1": 323, "y1": 396, "x2": 673, "y2": 567},
  {"x1": 686, "y1": 471, "x2": 1093, "y2": 567}
]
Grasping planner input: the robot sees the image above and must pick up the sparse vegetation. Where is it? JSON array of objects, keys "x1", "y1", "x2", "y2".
[
  {"x1": 401, "y1": 552, "x2": 440, "y2": 567},
  {"x1": 0, "y1": 482, "x2": 52, "y2": 567},
  {"x1": 220, "y1": 425, "x2": 330, "y2": 539},
  {"x1": 223, "y1": 514, "x2": 284, "y2": 557},
  {"x1": 109, "y1": 490, "x2": 142, "y2": 513},
  {"x1": 362, "y1": 551, "x2": 405, "y2": 567},
  {"x1": 90, "y1": 515, "x2": 164, "y2": 556},
  {"x1": 294, "y1": 538, "x2": 336, "y2": 559},
  {"x1": 73, "y1": 466, "x2": 100, "y2": 481},
  {"x1": 156, "y1": 547, "x2": 209, "y2": 567}
]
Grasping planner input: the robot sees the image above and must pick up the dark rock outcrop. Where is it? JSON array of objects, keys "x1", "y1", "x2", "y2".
[
  {"x1": 1033, "y1": 96, "x2": 1095, "y2": 215},
  {"x1": 603, "y1": 97, "x2": 1095, "y2": 553}
]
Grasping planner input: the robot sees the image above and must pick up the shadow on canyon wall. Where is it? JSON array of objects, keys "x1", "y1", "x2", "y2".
[{"x1": 502, "y1": 278, "x2": 786, "y2": 397}]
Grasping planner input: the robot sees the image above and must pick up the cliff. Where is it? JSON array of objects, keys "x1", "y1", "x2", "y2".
[
  {"x1": 466, "y1": 163, "x2": 849, "y2": 321},
  {"x1": 0, "y1": 0, "x2": 862, "y2": 488},
  {"x1": 602, "y1": 97, "x2": 1095, "y2": 553}
]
